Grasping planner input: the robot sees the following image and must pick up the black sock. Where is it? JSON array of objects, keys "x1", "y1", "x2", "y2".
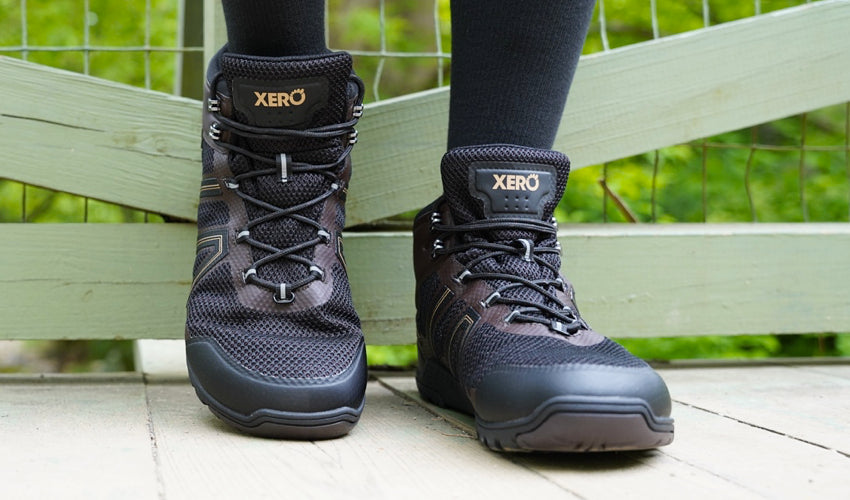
[
  {"x1": 221, "y1": 0, "x2": 327, "y2": 56},
  {"x1": 447, "y1": 0, "x2": 596, "y2": 150}
]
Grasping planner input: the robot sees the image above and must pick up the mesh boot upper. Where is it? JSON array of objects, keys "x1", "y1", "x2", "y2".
[
  {"x1": 416, "y1": 145, "x2": 649, "y2": 390},
  {"x1": 186, "y1": 50, "x2": 363, "y2": 380}
]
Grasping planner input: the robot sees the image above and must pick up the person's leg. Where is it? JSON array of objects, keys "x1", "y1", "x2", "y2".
[
  {"x1": 447, "y1": 0, "x2": 596, "y2": 150},
  {"x1": 414, "y1": 0, "x2": 675, "y2": 452},
  {"x1": 221, "y1": 0, "x2": 327, "y2": 56},
  {"x1": 185, "y1": 1, "x2": 367, "y2": 439}
]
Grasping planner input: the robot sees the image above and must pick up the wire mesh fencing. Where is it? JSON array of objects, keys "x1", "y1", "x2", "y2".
[{"x1": 0, "y1": 0, "x2": 847, "y2": 224}]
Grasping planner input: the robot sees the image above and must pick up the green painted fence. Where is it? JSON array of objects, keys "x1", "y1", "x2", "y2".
[{"x1": 1, "y1": 0, "x2": 849, "y2": 343}]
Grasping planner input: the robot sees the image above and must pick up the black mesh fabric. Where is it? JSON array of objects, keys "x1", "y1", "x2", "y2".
[
  {"x1": 431, "y1": 299, "x2": 467, "y2": 363},
  {"x1": 197, "y1": 200, "x2": 229, "y2": 229},
  {"x1": 187, "y1": 264, "x2": 361, "y2": 379},
  {"x1": 202, "y1": 141, "x2": 215, "y2": 175},
  {"x1": 457, "y1": 324, "x2": 648, "y2": 388},
  {"x1": 192, "y1": 247, "x2": 214, "y2": 279},
  {"x1": 218, "y1": 52, "x2": 353, "y2": 286}
]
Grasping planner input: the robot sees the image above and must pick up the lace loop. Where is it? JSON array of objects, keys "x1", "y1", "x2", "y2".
[
  {"x1": 435, "y1": 215, "x2": 585, "y2": 335},
  {"x1": 208, "y1": 71, "x2": 364, "y2": 304}
]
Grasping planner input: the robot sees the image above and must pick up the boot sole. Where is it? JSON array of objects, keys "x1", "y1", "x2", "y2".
[
  {"x1": 189, "y1": 366, "x2": 363, "y2": 440},
  {"x1": 418, "y1": 360, "x2": 673, "y2": 452},
  {"x1": 476, "y1": 398, "x2": 674, "y2": 452}
]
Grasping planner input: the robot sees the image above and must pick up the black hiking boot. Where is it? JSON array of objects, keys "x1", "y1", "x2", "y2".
[
  {"x1": 185, "y1": 48, "x2": 367, "y2": 439},
  {"x1": 413, "y1": 145, "x2": 674, "y2": 451}
]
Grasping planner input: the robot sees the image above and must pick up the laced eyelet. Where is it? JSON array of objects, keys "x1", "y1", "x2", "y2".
[
  {"x1": 352, "y1": 105, "x2": 364, "y2": 118},
  {"x1": 348, "y1": 130, "x2": 359, "y2": 145},
  {"x1": 550, "y1": 318, "x2": 582, "y2": 335},
  {"x1": 274, "y1": 283, "x2": 295, "y2": 304},
  {"x1": 207, "y1": 98, "x2": 221, "y2": 112},
  {"x1": 208, "y1": 123, "x2": 221, "y2": 141},
  {"x1": 309, "y1": 265, "x2": 325, "y2": 281},
  {"x1": 452, "y1": 269, "x2": 471, "y2": 284},
  {"x1": 516, "y1": 239, "x2": 534, "y2": 262},
  {"x1": 317, "y1": 229, "x2": 331, "y2": 244},
  {"x1": 480, "y1": 291, "x2": 500, "y2": 308},
  {"x1": 431, "y1": 238, "x2": 444, "y2": 259},
  {"x1": 555, "y1": 277, "x2": 567, "y2": 292},
  {"x1": 429, "y1": 212, "x2": 442, "y2": 232},
  {"x1": 504, "y1": 310, "x2": 520, "y2": 323},
  {"x1": 242, "y1": 268, "x2": 257, "y2": 284},
  {"x1": 224, "y1": 178, "x2": 239, "y2": 190},
  {"x1": 236, "y1": 229, "x2": 250, "y2": 243}
]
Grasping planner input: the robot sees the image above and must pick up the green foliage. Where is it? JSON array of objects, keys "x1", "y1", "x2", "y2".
[
  {"x1": 558, "y1": 104, "x2": 850, "y2": 225},
  {"x1": 618, "y1": 333, "x2": 850, "y2": 361},
  {"x1": 328, "y1": 0, "x2": 452, "y2": 101},
  {"x1": 366, "y1": 344, "x2": 417, "y2": 368}
]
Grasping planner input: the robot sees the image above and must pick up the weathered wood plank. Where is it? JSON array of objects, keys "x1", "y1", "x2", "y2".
[
  {"x1": 378, "y1": 373, "x2": 850, "y2": 499},
  {"x1": 655, "y1": 403, "x2": 850, "y2": 498},
  {"x1": 146, "y1": 380, "x2": 575, "y2": 499},
  {"x1": 662, "y1": 364, "x2": 850, "y2": 454},
  {"x1": 136, "y1": 339, "x2": 188, "y2": 379},
  {"x1": 3, "y1": 1, "x2": 848, "y2": 224},
  {"x1": 0, "y1": 56, "x2": 202, "y2": 221},
  {"x1": 347, "y1": 223, "x2": 850, "y2": 342},
  {"x1": 3, "y1": 223, "x2": 849, "y2": 342},
  {"x1": 0, "y1": 223, "x2": 195, "y2": 340},
  {"x1": 0, "y1": 375, "x2": 160, "y2": 499}
]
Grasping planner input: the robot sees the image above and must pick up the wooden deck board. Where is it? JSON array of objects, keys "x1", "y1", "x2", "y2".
[
  {"x1": 4, "y1": 364, "x2": 848, "y2": 499},
  {"x1": 662, "y1": 365, "x2": 850, "y2": 454},
  {"x1": 378, "y1": 366, "x2": 850, "y2": 499},
  {"x1": 376, "y1": 376, "x2": 758, "y2": 499},
  {"x1": 145, "y1": 380, "x2": 574, "y2": 499},
  {"x1": 0, "y1": 375, "x2": 160, "y2": 499}
]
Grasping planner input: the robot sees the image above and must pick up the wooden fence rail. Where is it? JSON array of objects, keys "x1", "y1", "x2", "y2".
[{"x1": 1, "y1": 0, "x2": 849, "y2": 343}]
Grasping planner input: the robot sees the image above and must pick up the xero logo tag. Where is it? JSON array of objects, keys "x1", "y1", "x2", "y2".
[
  {"x1": 491, "y1": 173, "x2": 540, "y2": 191},
  {"x1": 253, "y1": 88, "x2": 306, "y2": 107}
]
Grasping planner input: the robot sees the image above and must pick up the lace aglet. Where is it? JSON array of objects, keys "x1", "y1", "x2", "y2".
[{"x1": 277, "y1": 154, "x2": 292, "y2": 183}]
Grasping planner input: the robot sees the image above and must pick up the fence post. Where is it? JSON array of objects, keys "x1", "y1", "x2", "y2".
[
  {"x1": 176, "y1": 0, "x2": 205, "y2": 99},
  {"x1": 203, "y1": 0, "x2": 227, "y2": 66}
]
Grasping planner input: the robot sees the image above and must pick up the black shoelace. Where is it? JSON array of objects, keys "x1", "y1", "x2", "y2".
[
  {"x1": 431, "y1": 213, "x2": 587, "y2": 335},
  {"x1": 207, "y1": 73, "x2": 364, "y2": 304}
]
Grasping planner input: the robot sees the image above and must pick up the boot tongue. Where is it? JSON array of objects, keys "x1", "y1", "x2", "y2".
[
  {"x1": 441, "y1": 145, "x2": 570, "y2": 234},
  {"x1": 220, "y1": 51, "x2": 352, "y2": 132}
]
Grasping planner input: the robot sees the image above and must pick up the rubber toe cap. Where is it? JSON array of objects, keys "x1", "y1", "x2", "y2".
[
  {"x1": 186, "y1": 337, "x2": 368, "y2": 417},
  {"x1": 472, "y1": 364, "x2": 672, "y2": 423}
]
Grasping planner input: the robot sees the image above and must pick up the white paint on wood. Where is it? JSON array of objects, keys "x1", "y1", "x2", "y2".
[{"x1": 135, "y1": 339, "x2": 188, "y2": 380}]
